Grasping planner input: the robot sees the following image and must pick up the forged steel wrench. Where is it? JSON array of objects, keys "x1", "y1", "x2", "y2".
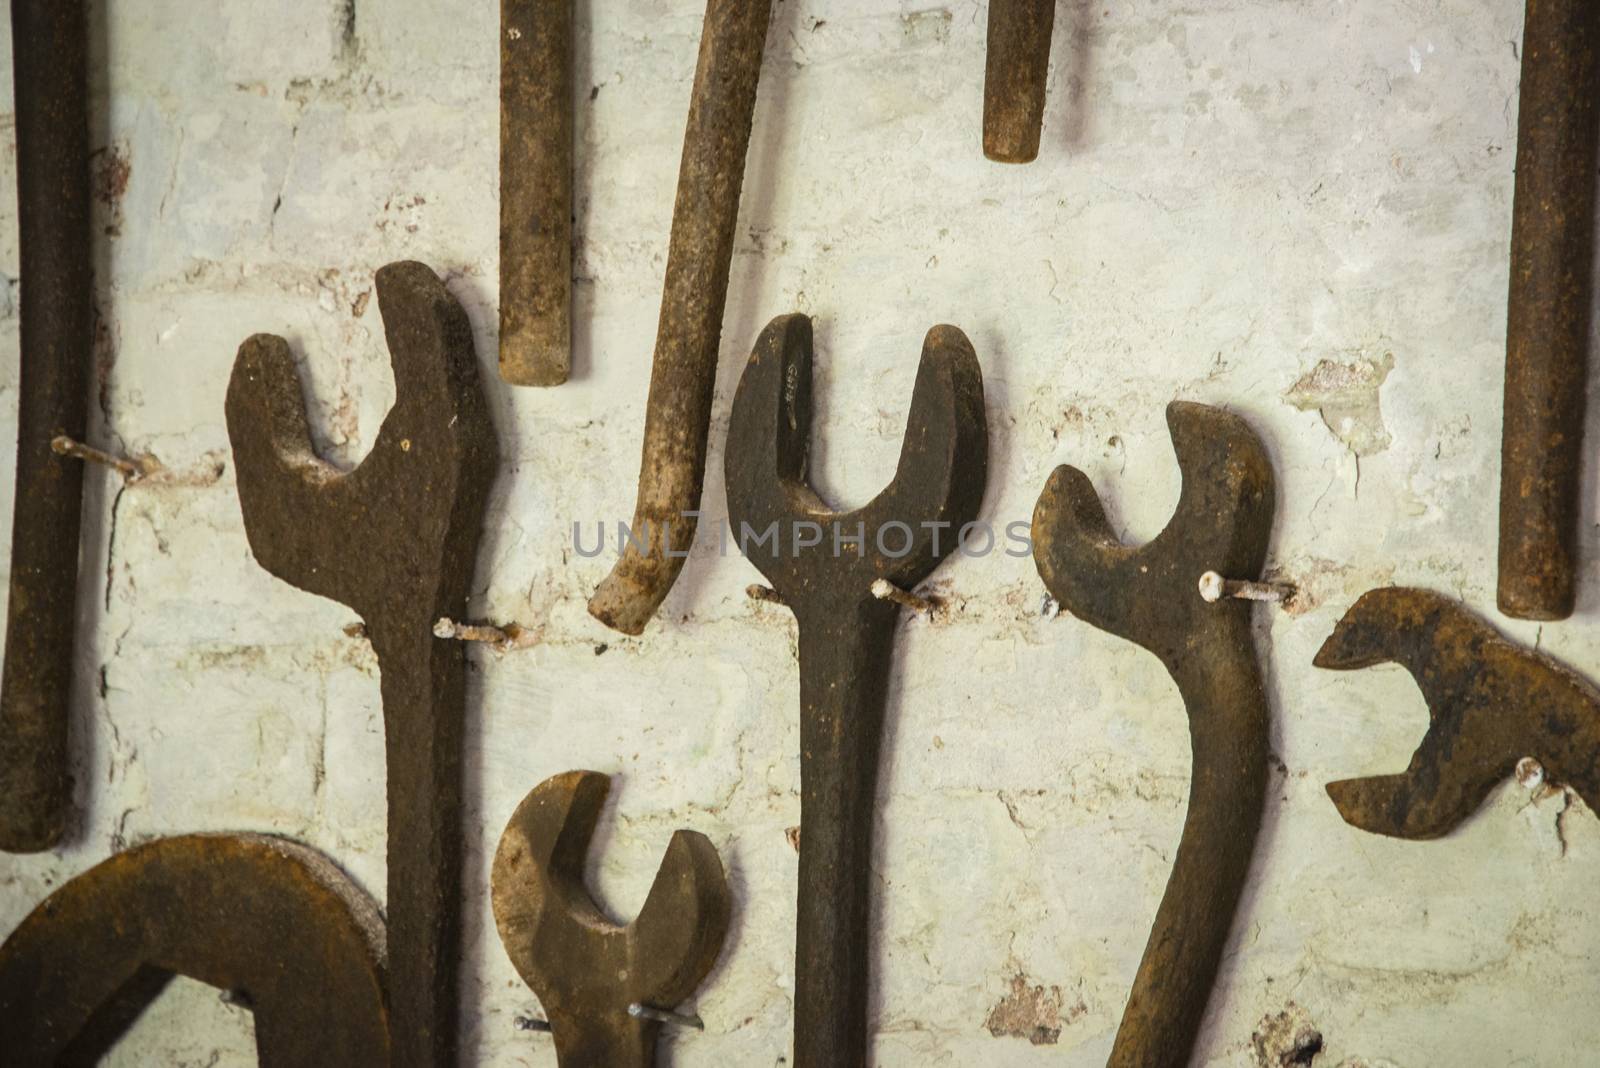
[
  {"x1": 1497, "y1": 0, "x2": 1600, "y2": 620},
  {"x1": 0, "y1": 834, "x2": 389, "y2": 1066},
  {"x1": 724, "y1": 314, "x2": 988, "y2": 1067},
  {"x1": 492, "y1": 770, "x2": 731, "y2": 1067},
  {"x1": 226, "y1": 262, "x2": 498, "y2": 1068},
  {"x1": 983, "y1": 0, "x2": 1055, "y2": 163},
  {"x1": 0, "y1": 0, "x2": 93, "y2": 852},
  {"x1": 1317, "y1": 587, "x2": 1600, "y2": 837},
  {"x1": 1031, "y1": 401, "x2": 1275, "y2": 1067},
  {"x1": 589, "y1": 0, "x2": 774, "y2": 635}
]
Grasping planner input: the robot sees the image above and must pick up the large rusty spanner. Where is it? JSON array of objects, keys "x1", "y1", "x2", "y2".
[
  {"x1": 588, "y1": 0, "x2": 774, "y2": 635},
  {"x1": 1031, "y1": 401, "x2": 1275, "y2": 1067},
  {"x1": 984, "y1": 0, "x2": 1055, "y2": 163},
  {"x1": 0, "y1": 833, "x2": 389, "y2": 1066},
  {"x1": 492, "y1": 770, "x2": 731, "y2": 1067},
  {"x1": 226, "y1": 261, "x2": 498, "y2": 1068},
  {"x1": 723, "y1": 314, "x2": 988, "y2": 1067},
  {"x1": 1316, "y1": 586, "x2": 1600, "y2": 838},
  {"x1": 1497, "y1": 0, "x2": 1600, "y2": 621},
  {"x1": 0, "y1": 0, "x2": 93, "y2": 852}
]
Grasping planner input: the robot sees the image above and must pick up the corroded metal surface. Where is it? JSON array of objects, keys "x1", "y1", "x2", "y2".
[
  {"x1": 1497, "y1": 0, "x2": 1600, "y2": 621},
  {"x1": 983, "y1": 0, "x2": 1055, "y2": 163},
  {"x1": 1317, "y1": 586, "x2": 1600, "y2": 837},
  {"x1": 500, "y1": 0, "x2": 572, "y2": 386},
  {"x1": 492, "y1": 770, "x2": 730, "y2": 1067},
  {"x1": 1031, "y1": 401, "x2": 1274, "y2": 1068},
  {"x1": 724, "y1": 314, "x2": 988, "y2": 1068},
  {"x1": 0, "y1": 834, "x2": 389, "y2": 1067},
  {"x1": 588, "y1": 0, "x2": 774, "y2": 635},
  {"x1": 226, "y1": 261, "x2": 498, "y2": 1068},
  {"x1": 0, "y1": 0, "x2": 93, "y2": 853}
]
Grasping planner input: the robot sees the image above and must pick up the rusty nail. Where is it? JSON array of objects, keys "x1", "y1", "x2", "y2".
[
  {"x1": 1197, "y1": 570, "x2": 1294, "y2": 605},
  {"x1": 587, "y1": 0, "x2": 775, "y2": 635},
  {"x1": 432, "y1": 617, "x2": 533, "y2": 651},
  {"x1": 627, "y1": 1003, "x2": 705, "y2": 1031},
  {"x1": 869, "y1": 578, "x2": 934, "y2": 614},
  {"x1": 50, "y1": 434, "x2": 150, "y2": 480},
  {"x1": 983, "y1": 0, "x2": 1056, "y2": 163}
]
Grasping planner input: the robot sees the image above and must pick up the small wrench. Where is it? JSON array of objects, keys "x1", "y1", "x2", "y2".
[{"x1": 984, "y1": 0, "x2": 1056, "y2": 163}]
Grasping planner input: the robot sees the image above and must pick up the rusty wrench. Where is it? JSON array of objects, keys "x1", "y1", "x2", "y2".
[
  {"x1": 588, "y1": 0, "x2": 774, "y2": 635},
  {"x1": 1031, "y1": 401, "x2": 1275, "y2": 1067},
  {"x1": 226, "y1": 261, "x2": 498, "y2": 1068},
  {"x1": 0, "y1": 833, "x2": 389, "y2": 1066},
  {"x1": 0, "y1": 0, "x2": 93, "y2": 852},
  {"x1": 724, "y1": 314, "x2": 987, "y2": 1067},
  {"x1": 984, "y1": 0, "x2": 1056, "y2": 163},
  {"x1": 492, "y1": 770, "x2": 731, "y2": 1066},
  {"x1": 1316, "y1": 586, "x2": 1600, "y2": 838},
  {"x1": 1497, "y1": 0, "x2": 1600, "y2": 620}
]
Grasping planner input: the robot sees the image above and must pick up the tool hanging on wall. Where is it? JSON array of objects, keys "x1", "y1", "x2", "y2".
[
  {"x1": 0, "y1": 833, "x2": 390, "y2": 1066},
  {"x1": 500, "y1": 0, "x2": 573, "y2": 386},
  {"x1": 724, "y1": 314, "x2": 988, "y2": 1067},
  {"x1": 226, "y1": 261, "x2": 498, "y2": 1068},
  {"x1": 1316, "y1": 586, "x2": 1600, "y2": 837},
  {"x1": 491, "y1": 770, "x2": 731, "y2": 1067},
  {"x1": 588, "y1": 0, "x2": 774, "y2": 635},
  {"x1": 1496, "y1": 0, "x2": 1600, "y2": 621},
  {"x1": 983, "y1": 0, "x2": 1055, "y2": 163},
  {"x1": 1031, "y1": 401, "x2": 1276, "y2": 1068},
  {"x1": 0, "y1": 0, "x2": 93, "y2": 853}
]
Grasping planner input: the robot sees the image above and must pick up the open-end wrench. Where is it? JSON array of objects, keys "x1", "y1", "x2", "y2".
[
  {"x1": 983, "y1": 0, "x2": 1056, "y2": 163},
  {"x1": 0, "y1": 0, "x2": 93, "y2": 852},
  {"x1": 500, "y1": 0, "x2": 572, "y2": 386},
  {"x1": 1316, "y1": 586, "x2": 1600, "y2": 837},
  {"x1": 588, "y1": 0, "x2": 774, "y2": 635},
  {"x1": 723, "y1": 314, "x2": 988, "y2": 1067},
  {"x1": 0, "y1": 833, "x2": 389, "y2": 1066},
  {"x1": 1031, "y1": 401, "x2": 1275, "y2": 1068},
  {"x1": 226, "y1": 261, "x2": 498, "y2": 1068},
  {"x1": 492, "y1": 770, "x2": 731, "y2": 1067},
  {"x1": 1497, "y1": 0, "x2": 1600, "y2": 621}
]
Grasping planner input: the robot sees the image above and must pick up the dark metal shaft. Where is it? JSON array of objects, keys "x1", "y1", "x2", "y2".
[
  {"x1": 983, "y1": 0, "x2": 1055, "y2": 163},
  {"x1": 0, "y1": 0, "x2": 93, "y2": 853},
  {"x1": 499, "y1": 0, "x2": 573, "y2": 386},
  {"x1": 588, "y1": 0, "x2": 773, "y2": 635},
  {"x1": 1497, "y1": 0, "x2": 1600, "y2": 621}
]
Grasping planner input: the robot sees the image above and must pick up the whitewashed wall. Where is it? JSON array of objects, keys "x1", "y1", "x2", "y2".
[{"x1": 2, "y1": 1, "x2": 1597, "y2": 1065}]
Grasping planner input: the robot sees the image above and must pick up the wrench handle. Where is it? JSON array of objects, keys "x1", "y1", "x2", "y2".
[
  {"x1": 983, "y1": 0, "x2": 1056, "y2": 163},
  {"x1": 792, "y1": 604, "x2": 898, "y2": 1068}
]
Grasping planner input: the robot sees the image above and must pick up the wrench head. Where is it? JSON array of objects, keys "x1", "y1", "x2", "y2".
[
  {"x1": 1316, "y1": 587, "x2": 1600, "y2": 838},
  {"x1": 723, "y1": 314, "x2": 988, "y2": 610},
  {"x1": 1031, "y1": 401, "x2": 1274, "y2": 664},
  {"x1": 226, "y1": 260, "x2": 498, "y2": 625},
  {"x1": 491, "y1": 771, "x2": 730, "y2": 1052}
]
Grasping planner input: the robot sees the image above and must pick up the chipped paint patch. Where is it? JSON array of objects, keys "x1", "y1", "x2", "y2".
[
  {"x1": 1252, "y1": 1002, "x2": 1325, "y2": 1066},
  {"x1": 1285, "y1": 350, "x2": 1395, "y2": 456},
  {"x1": 984, "y1": 971, "x2": 1081, "y2": 1045}
]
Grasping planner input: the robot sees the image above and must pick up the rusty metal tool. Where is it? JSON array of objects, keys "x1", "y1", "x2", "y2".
[
  {"x1": 226, "y1": 261, "x2": 498, "y2": 1068},
  {"x1": 1497, "y1": 0, "x2": 1600, "y2": 621},
  {"x1": 588, "y1": 0, "x2": 774, "y2": 635},
  {"x1": 1031, "y1": 401, "x2": 1275, "y2": 1068},
  {"x1": 0, "y1": 833, "x2": 389, "y2": 1066},
  {"x1": 0, "y1": 0, "x2": 93, "y2": 853},
  {"x1": 983, "y1": 0, "x2": 1055, "y2": 163},
  {"x1": 491, "y1": 770, "x2": 731, "y2": 1067},
  {"x1": 500, "y1": 0, "x2": 572, "y2": 386},
  {"x1": 724, "y1": 314, "x2": 988, "y2": 1067},
  {"x1": 1316, "y1": 586, "x2": 1600, "y2": 837}
]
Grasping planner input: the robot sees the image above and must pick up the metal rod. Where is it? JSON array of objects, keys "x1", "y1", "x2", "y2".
[
  {"x1": 499, "y1": 0, "x2": 573, "y2": 386},
  {"x1": 983, "y1": 0, "x2": 1055, "y2": 163},
  {"x1": 1497, "y1": 0, "x2": 1600, "y2": 621},
  {"x1": 0, "y1": 0, "x2": 93, "y2": 853}
]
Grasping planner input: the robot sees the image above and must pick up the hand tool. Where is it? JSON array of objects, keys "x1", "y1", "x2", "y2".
[
  {"x1": 1031, "y1": 401, "x2": 1275, "y2": 1068},
  {"x1": 0, "y1": 833, "x2": 389, "y2": 1066},
  {"x1": 0, "y1": 0, "x2": 93, "y2": 853},
  {"x1": 500, "y1": 0, "x2": 573, "y2": 386},
  {"x1": 983, "y1": 0, "x2": 1055, "y2": 163},
  {"x1": 588, "y1": 0, "x2": 774, "y2": 635},
  {"x1": 226, "y1": 261, "x2": 498, "y2": 1068},
  {"x1": 1316, "y1": 586, "x2": 1600, "y2": 837},
  {"x1": 723, "y1": 314, "x2": 988, "y2": 1067},
  {"x1": 1497, "y1": 0, "x2": 1600, "y2": 621},
  {"x1": 492, "y1": 770, "x2": 731, "y2": 1067}
]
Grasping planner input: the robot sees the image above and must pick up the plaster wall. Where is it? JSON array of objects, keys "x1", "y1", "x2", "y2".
[{"x1": 1, "y1": 1, "x2": 1596, "y2": 1065}]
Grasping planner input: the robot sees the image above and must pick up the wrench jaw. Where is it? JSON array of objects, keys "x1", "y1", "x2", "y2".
[{"x1": 492, "y1": 771, "x2": 732, "y2": 1068}]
